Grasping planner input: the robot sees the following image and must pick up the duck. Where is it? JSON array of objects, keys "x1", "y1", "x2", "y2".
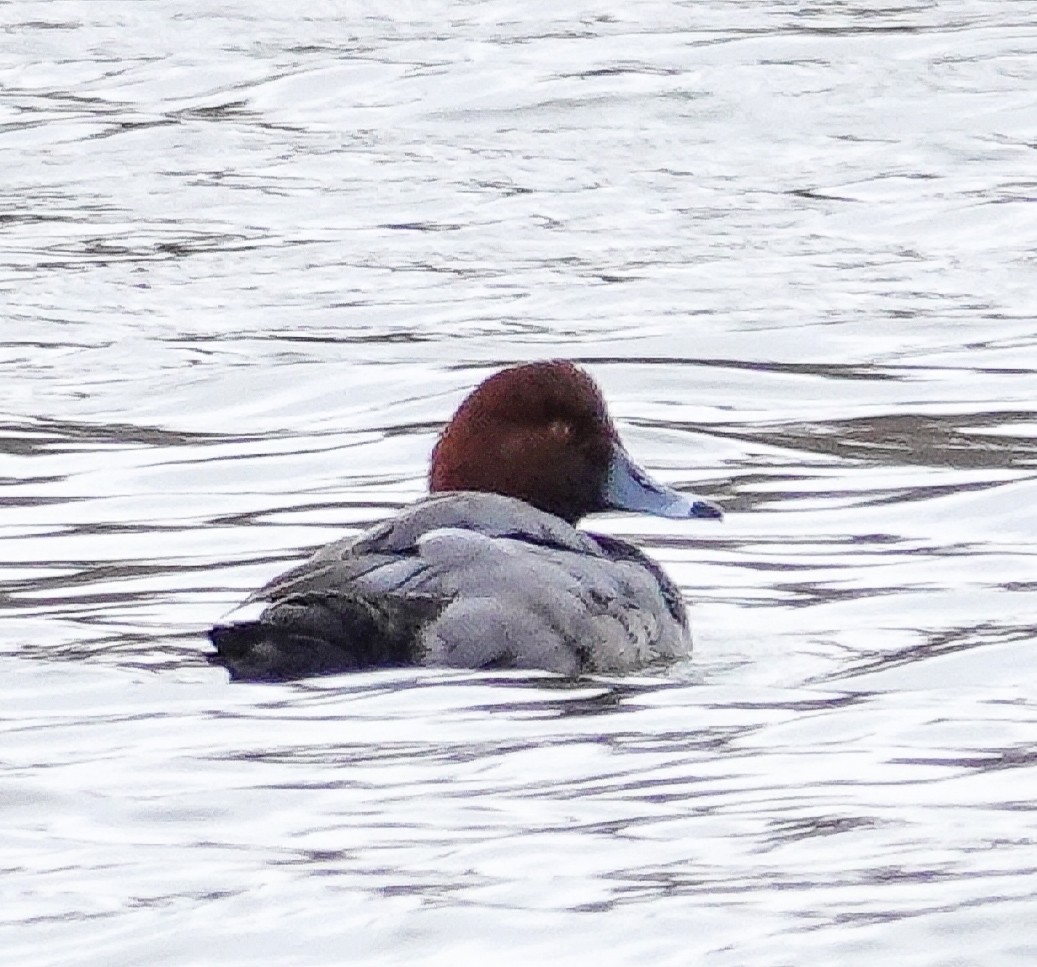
[{"x1": 208, "y1": 360, "x2": 722, "y2": 681}]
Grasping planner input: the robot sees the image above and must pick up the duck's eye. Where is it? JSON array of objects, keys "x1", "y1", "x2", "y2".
[{"x1": 547, "y1": 419, "x2": 574, "y2": 443}]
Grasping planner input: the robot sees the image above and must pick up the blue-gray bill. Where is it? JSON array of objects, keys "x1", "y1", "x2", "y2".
[{"x1": 604, "y1": 446, "x2": 723, "y2": 520}]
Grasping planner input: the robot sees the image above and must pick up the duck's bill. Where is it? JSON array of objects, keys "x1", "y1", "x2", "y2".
[{"x1": 605, "y1": 446, "x2": 723, "y2": 520}]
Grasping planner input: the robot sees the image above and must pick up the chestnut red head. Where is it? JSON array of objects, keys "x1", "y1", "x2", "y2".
[
  {"x1": 430, "y1": 360, "x2": 723, "y2": 526},
  {"x1": 430, "y1": 360, "x2": 614, "y2": 524}
]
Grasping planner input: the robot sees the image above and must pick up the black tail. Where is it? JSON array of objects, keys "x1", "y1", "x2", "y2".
[{"x1": 208, "y1": 591, "x2": 445, "y2": 682}]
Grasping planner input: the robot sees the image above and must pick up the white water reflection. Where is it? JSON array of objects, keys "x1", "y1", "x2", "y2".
[{"x1": 2, "y1": 2, "x2": 1037, "y2": 965}]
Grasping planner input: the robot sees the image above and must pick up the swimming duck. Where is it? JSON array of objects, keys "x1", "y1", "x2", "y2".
[{"x1": 209, "y1": 360, "x2": 722, "y2": 680}]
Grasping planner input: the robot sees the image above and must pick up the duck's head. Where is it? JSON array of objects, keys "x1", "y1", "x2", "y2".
[{"x1": 429, "y1": 360, "x2": 723, "y2": 526}]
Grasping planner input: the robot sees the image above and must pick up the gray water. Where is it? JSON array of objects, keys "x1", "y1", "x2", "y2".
[{"x1": 3, "y1": 2, "x2": 1037, "y2": 964}]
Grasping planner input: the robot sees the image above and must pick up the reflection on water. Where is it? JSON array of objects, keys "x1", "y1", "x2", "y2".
[{"x1": 3, "y1": 1, "x2": 1037, "y2": 964}]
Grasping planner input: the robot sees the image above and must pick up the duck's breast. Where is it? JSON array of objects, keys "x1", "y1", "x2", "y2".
[{"x1": 405, "y1": 526, "x2": 690, "y2": 674}]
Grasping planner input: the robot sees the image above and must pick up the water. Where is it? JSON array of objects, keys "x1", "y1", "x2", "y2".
[{"x1": 3, "y1": 1, "x2": 1036, "y2": 964}]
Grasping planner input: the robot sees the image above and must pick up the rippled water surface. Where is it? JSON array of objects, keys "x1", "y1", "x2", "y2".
[{"x1": 3, "y1": 2, "x2": 1037, "y2": 964}]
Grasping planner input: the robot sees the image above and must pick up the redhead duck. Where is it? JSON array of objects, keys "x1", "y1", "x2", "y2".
[{"x1": 209, "y1": 360, "x2": 722, "y2": 680}]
